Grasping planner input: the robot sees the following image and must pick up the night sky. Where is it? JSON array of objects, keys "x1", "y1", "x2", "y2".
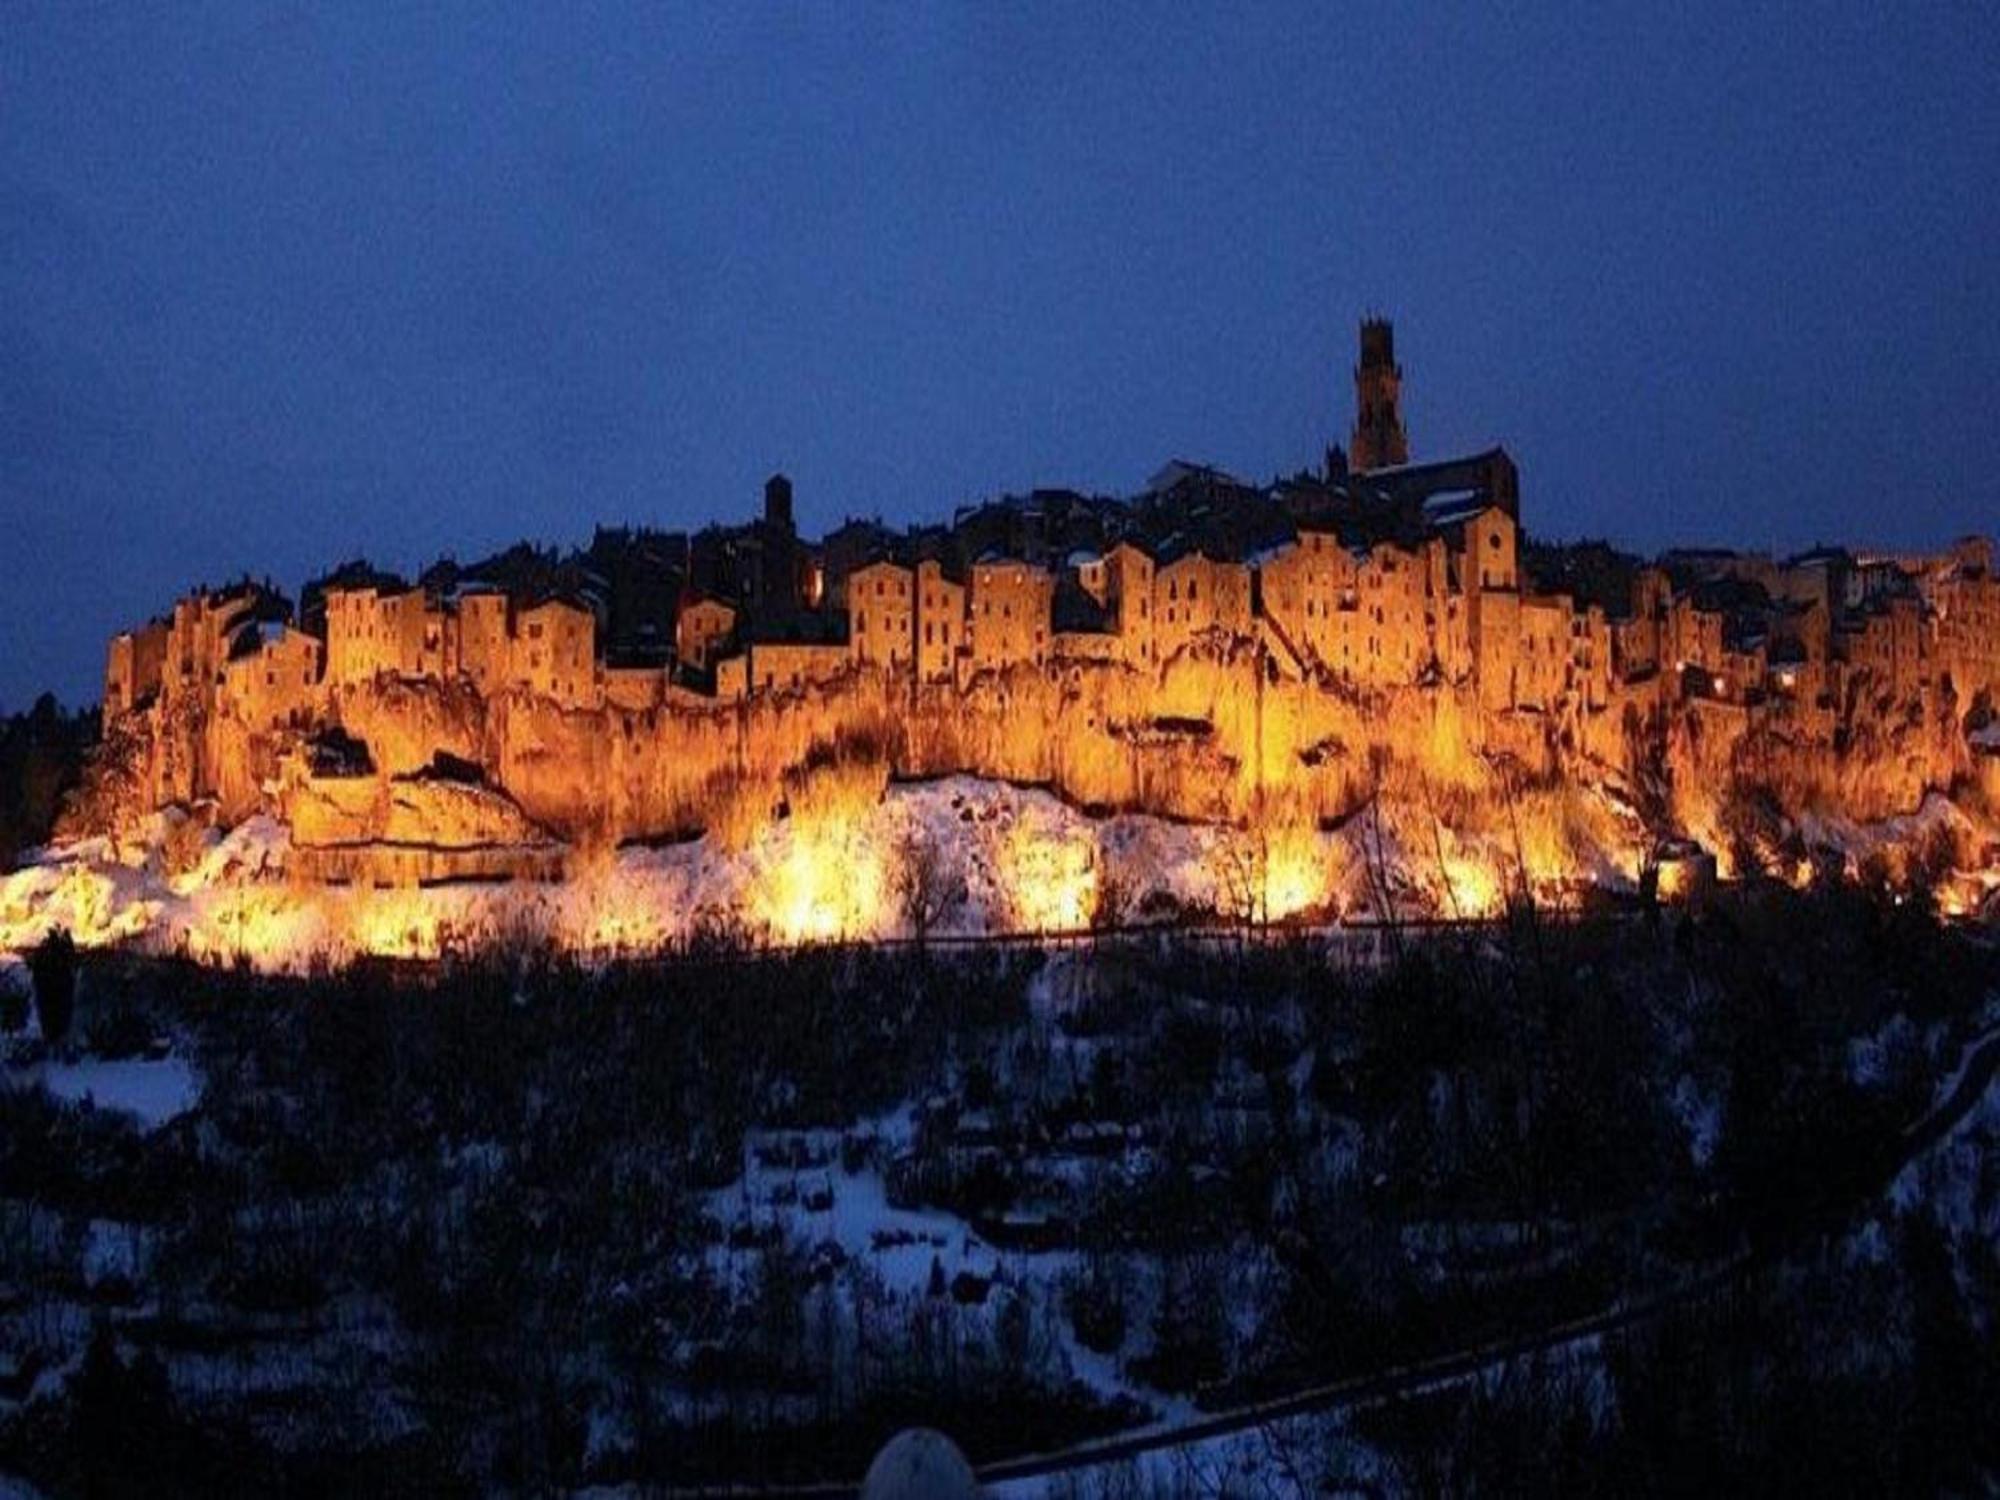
[{"x1": 4, "y1": 4, "x2": 1997, "y2": 708}]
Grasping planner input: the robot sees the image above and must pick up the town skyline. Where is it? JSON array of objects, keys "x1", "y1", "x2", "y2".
[
  {"x1": 13, "y1": 316, "x2": 1997, "y2": 715},
  {"x1": 6, "y1": 4, "x2": 1999, "y2": 708}
]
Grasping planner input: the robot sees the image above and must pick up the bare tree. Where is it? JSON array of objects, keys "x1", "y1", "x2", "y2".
[
  {"x1": 1211, "y1": 823, "x2": 1269, "y2": 932},
  {"x1": 894, "y1": 825, "x2": 964, "y2": 946}
]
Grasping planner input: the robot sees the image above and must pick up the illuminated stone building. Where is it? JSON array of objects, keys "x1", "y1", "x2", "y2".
[
  {"x1": 968, "y1": 558, "x2": 1054, "y2": 674},
  {"x1": 914, "y1": 558, "x2": 967, "y2": 684},
  {"x1": 847, "y1": 559, "x2": 915, "y2": 673},
  {"x1": 220, "y1": 624, "x2": 323, "y2": 730},
  {"x1": 104, "y1": 620, "x2": 169, "y2": 717},
  {"x1": 675, "y1": 594, "x2": 738, "y2": 672}
]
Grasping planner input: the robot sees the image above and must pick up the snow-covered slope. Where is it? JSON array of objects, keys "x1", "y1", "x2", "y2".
[{"x1": 0, "y1": 776, "x2": 1990, "y2": 972}]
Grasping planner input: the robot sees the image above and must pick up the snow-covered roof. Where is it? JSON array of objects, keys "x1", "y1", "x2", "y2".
[
  {"x1": 1141, "y1": 458, "x2": 1247, "y2": 495},
  {"x1": 226, "y1": 619, "x2": 285, "y2": 660},
  {"x1": 1352, "y1": 445, "x2": 1508, "y2": 482},
  {"x1": 1244, "y1": 538, "x2": 1296, "y2": 569},
  {"x1": 1423, "y1": 490, "x2": 1493, "y2": 528}
]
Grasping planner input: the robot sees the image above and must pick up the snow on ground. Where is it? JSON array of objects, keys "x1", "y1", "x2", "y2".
[
  {"x1": 986, "y1": 1412, "x2": 1382, "y2": 1499},
  {"x1": 0, "y1": 779, "x2": 1372, "y2": 971},
  {"x1": 1669, "y1": 1074, "x2": 1723, "y2": 1169},
  {"x1": 8, "y1": 1053, "x2": 201, "y2": 1129},
  {"x1": 2, "y1": 776, "x2": 1992, "y2": 974},
  {"x1": 703, "y1": 1113, "x2": 996, "y2": 1299},
  {"x1": 1795, "y1": 791, "x2": 2000, "y2": 916},
  {"x1": 698, "y1": 1104, "x2": 1206, "y2": 1429},
  {"x1": 1890, "y1": 1043, "x2": 2000, "y2": 1238}
]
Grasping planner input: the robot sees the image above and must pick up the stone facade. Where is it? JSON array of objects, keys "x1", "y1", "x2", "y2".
[
  {"x1": 219, "y1": 626, "x2": 323, "y2": 730},
  {"x1": 744, "y1": 641, "x2": 849, "y2": 696},
  {"x1": 103, "y1": 620, "x2": 169, "y2": 718},
  {"x1": 848, "y1": 560, "x2": 915, "y2": 672},
  {"x1": 914, "y1": 560, "x2": 965, "y2": 684},
  {"x1": 675, "y1": 596, "x2": 737, "y2": 671},
  {"x1": 968, "y1": 560, "x2": 1054, "y2": 676}
]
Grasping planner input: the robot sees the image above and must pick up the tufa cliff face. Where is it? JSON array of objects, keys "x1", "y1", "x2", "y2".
[{"x1": 63, "y1": 622, "x2": 1979, "y2": 888}]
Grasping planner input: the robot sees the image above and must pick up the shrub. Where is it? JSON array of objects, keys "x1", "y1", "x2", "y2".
[
  {"x1": 85, "y1": 998, "x2": 155, "y2": 1060},
  {"x1": 29, "y1": 927, "x2": 78, "y2": 1045},
  {"x1": 0, "y1": 977, "x2": 27, "y2": 1034},
  {"x1": 894, "y1": 825, "x2": 964, "y2": 942},
  {"x1": 1132, "y1": 1254, "x2": 1228, "y2": 1393},
  {"x1": 783, "y1": 738, "x2": 891, "y2": 829},
  {"x1": 159, "y1": 809, "x2": 210, "y2": 879},
  {"x1": 1062, "y1": 1256, "x2": 1128, "y2": 1355}
]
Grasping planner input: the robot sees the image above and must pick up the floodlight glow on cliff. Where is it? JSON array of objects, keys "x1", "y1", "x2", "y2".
[
  {"x1": 753, "y1": 821, "x2": 888, "y2": 945},
  {"x1": 1439, "y1": 854, "x2": 1502, "y2": 919},
  {"x1": 998, "y1": 823, "x2": 1098, "y2": 934},
  {"x1": 1260, "y1": 826, "x2": 1331, "y2": 922}
]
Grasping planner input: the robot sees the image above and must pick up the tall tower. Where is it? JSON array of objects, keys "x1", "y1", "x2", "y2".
[
  {"x1": 1349, "y1": 317, "x2": 1409, "y2": 471},
  {"x1": 763, "y1": 472, "x2": 795, "y2": 534}
]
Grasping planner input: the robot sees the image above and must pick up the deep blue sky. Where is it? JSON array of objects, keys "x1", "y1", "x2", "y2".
[{"x1": 4, "y1": 4, "x2": 1997, "y2": 708}]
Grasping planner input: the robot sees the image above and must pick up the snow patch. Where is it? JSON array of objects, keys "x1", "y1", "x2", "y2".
[{"x1": 10, "y1": 1053, "x2": 201, "y2": 1129}]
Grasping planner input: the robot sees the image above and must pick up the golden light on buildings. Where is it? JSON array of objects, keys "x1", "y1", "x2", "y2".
[{"x1": 37, "y1": 317, "x2": 1995, "y2": 981}]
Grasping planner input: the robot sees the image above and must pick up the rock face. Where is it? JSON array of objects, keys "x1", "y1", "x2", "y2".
[
  {"x1": 65, "y1": 628, "x2": 1984, "y2": 887},
  {"x1": 1978, "y1": 745, "x2": 2000, "y2": 809}
]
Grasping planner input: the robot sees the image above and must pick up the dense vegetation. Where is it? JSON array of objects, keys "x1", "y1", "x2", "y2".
[
  {"x1": 0, "y1": 877, "x2": 1993, "y2": 1494},
  {"x1": 1350, "y1": 1208, "x2": 1999, "y2": 1496},
  {"x1": 0, "y1": 696, "x2": 95, "y2": 871}
]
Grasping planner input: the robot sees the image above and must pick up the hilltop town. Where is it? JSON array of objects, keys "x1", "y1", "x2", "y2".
[
  {"x1": 17, "y1": 329, "x2": 2000, "y2": 1498},
  {"x1": 76, "y1": 323, "x2": 2000, "y2": 898}
]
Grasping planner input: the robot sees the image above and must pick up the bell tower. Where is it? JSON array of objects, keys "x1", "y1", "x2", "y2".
[
  {"x1": 763, "y1": 471, "x2": 795, "y2": 534},
  {"x1": 1350, "y1": 317, "x2": 1409, "y2": 471}
]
